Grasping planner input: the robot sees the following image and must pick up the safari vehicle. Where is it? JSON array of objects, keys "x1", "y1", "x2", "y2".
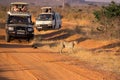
[
  {"x1": 5, "y1": 2, "x2": 34, "y2": 42},
  {"x1": 35, "y1": 7, "x2": 62, "y2": 31}
]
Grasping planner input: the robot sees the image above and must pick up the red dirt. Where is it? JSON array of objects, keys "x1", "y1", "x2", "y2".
[{"x1": 0, "y1": 23, "x2": 119, "y2": 80}]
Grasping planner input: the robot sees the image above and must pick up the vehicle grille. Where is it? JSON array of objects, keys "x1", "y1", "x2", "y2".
[
  {"x1": 40, "y1": 25, "x2": 48, "y2": 27},
  {"x1": 16, "y1": 26, "x2": 26, "y2": 30}
]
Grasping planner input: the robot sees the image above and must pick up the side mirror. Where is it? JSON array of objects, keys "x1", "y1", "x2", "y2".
[
  {"x1": 31, "y1": 22, "x2": 35, "y2": 25},
  {"x1": 60, "y1": 15, "x2": 63, "y2": 19}
]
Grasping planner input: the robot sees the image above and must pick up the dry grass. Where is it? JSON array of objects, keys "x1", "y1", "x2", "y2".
[
  {"x1": 37, "y1": 26, "x2": 120, "y2": 75},
  {"x1": 40, "y1": 37, "x2": 120, "y2": 75},
  {"x1": 69, "y1": 49, "x2": 120, "y2": 74}
]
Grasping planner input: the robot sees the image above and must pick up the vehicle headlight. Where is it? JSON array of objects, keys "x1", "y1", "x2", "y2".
[
  {"x1": 8, "y1": 27, "x2": 14, "y2": 31},
  {"x1": 28, "y1": 28, "x2": 33, "y2": 32}
]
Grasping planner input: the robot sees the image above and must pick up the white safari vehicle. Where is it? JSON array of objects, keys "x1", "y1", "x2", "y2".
[{"x1": 35, "y1": 7, "x2": 62, "y2": 31}]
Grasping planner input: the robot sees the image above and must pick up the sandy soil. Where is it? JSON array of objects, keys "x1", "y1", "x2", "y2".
[
  {"x1": 0, "y1": 48, "x2": 118, "y2": 80},
  {"x1": 0, "y1": 23, "x2": 119, "y2": 80}
]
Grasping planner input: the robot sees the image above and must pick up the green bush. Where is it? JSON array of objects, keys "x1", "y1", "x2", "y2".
[
  {"x1": 93, "y1": 10, "x2": 102, "y2": 21},
  {"x1": 93, "y1": 1, "x2": 120, "y2": 39},
  {"x1": 94, "y1": 1, "x2": 120, "y2": 20},
  {"x1": 104, "y1": 1, "x2": 120, "y2": 18}
]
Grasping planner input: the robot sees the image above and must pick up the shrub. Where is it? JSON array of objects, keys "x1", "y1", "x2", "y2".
[
  {"x1": 0, "y1": 6, "x2": 7, "y2": 22},
  {"x1": 93, "y1": 1, "x2": 120, "y2": 39},
  {"x1": 94, "y1": 1, "x2": 120, "y2": 20}
]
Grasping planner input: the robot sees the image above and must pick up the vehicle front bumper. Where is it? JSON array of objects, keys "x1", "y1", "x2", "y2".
[
  {"x1": 36, "y1": 25, "x2": 53, "y2": 30},
  {"x1": 8, "y1": 31, "x2": 34, "y2": 38}
]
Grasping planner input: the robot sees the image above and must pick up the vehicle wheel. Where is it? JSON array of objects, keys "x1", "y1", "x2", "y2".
[
  {"x1": 53, "y1": 25, "x2": 56, "y2": 29},
  {"x1": 27, "y1": 38, "x2": 30, "y2": 42},
  {"x1": 5, "y1": 33, "x2": 10, "y2": 42},
  {"x1": 36, "y1": 28, "x2": 41, "y2": 32},
  {"x1": 27, "y1": 36, "x2": 34, "y2": 42},
  {"x1": 38, "y1": 30, "x2": 40, "y2": 31},
  {"x1": 59, "y1": 25, "x2": 61, "y2": 29}
]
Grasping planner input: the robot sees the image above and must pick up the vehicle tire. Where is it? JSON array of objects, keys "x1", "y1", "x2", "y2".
[
  {"x1": 36, "y1": 28, "x2": 41, "y2": 32},
  {"x1": 53, "y1": 25, "x2": 56, "y2": 29},
  {"x1": 5, "y1": 33, "x2": 10, "y2": 42},
  {"x1": 27, "y1": 35, "x2": 34, "y2": 42},
  {"x1": 38, "y1": 29, "x2": 41, "y2": 32},
  {"x1": 27, "y1": 38, "x2": 30, "y2": 42},
  {"x1": 59, "y1": 25, "x2": 61, "y2": 29}
]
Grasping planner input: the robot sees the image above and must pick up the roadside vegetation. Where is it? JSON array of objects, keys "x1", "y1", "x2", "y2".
[
  {"x1": 0, "y1": 6, "x2": 7, "y2": 23},
  {"x1": 93, "y1": 1, "x2": 120, "y2": 39}
]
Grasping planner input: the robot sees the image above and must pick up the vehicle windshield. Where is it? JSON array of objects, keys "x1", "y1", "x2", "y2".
[
  {"x1": 37, "y1": 14, "x2": 54, "y2": 21},
  {"x1": 8, "y1": 16, "x2": 31, "y2": 24}
]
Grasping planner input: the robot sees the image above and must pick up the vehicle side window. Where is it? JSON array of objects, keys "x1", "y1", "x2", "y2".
[
  {"x1": 52, "y1": 15, "x2": 55, "y2": 20},
  {"x1": 55, "y1": 14, "x2": 58, "y2": 20},
  {"x1": 58, "y1": 14, "x2": 61, "y2": 20},
  {"x1": 58, "y1": 15, "x2": 60, "y2": 20}
]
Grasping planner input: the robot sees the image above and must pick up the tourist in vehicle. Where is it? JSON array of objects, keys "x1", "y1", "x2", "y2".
[
  {"x1": 21, "y1": 5, "x2": 28, "y2": 12},
  {"x1": 12, "y1": 5, "x2": 19, "y2": 12}
]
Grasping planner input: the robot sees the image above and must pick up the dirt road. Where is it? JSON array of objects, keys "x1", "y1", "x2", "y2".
[
  {"x1": 0, "y1": 25, "x2": 119, "y2": 80},
  {"x1": 0, "y1": 46, "x2": 118, "y2": 80}
]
